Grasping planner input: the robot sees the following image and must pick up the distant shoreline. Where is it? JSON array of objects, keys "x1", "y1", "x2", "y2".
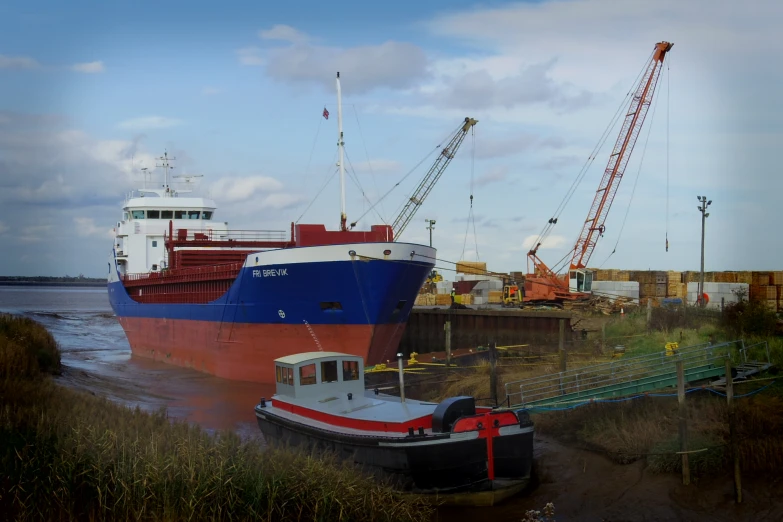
[{"x1": 0, "y1": 282, "x2": 106, "y2": 288}]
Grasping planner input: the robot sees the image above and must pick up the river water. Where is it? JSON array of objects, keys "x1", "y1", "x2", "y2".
[{"x1": 0, "y1": 285, "x2": 272, "y2": 439}]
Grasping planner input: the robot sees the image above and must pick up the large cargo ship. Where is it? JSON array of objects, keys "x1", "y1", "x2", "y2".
[{"x1": 107, "y1": 74, "x2": 436, "y2": 383}]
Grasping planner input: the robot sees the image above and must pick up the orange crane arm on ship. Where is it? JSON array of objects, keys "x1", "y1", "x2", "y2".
[{"x1": 525, "y1": 41, "x2": 673, "y2": 302}]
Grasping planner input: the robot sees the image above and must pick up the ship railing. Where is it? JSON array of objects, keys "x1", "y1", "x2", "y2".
[
  {"x1": 122, "y1": 261, "x2": 244, "y2": 287},
  {"x1": 171, "y1": 228, "x2": 288, "y2": 242}
]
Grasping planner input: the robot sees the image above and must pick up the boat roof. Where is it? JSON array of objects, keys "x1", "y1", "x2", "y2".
[{"x1": 275, "y1": 351, "x2": 359, "y2": 365}]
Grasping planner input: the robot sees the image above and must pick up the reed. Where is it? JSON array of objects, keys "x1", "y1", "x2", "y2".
[{"x1": 0, "y1": 316, "x2": 433, "y2": 521}]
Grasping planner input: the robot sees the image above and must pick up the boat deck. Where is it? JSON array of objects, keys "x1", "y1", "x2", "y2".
[{"x1": 262, "y1": 390, "x2": 442, "y2": 438}]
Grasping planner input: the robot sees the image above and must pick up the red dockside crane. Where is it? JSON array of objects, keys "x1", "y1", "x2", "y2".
[{"x1": 525, "y1": 41, "x2": 673, "y2": 304}]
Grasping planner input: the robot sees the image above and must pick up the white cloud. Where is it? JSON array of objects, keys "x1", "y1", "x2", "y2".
[
  {"x1": 241, "y1": 26, "x2": 429, "y2": 94},
  {"x1": 201, "y1": 86, "x2": 220, "y2": 96},
  {"x1": 71, "y1": 61, "x2": 104, "y2": 73},
  {"x1": 236, "y1": 47, "x2": 265, "y2": 66},
  {"x1": 0, "y1": 54, "x2": 39, "y2": 69},
  {"x1": 73, "y1": 217, "x2": 113, "y2": 238},
  {"x1": 260, "y1": 193, "x2": 308, "y2": 210},
  {"x1": 474, "y1": 166, "x2": 509, "y2": 188},
  {"x1": 117, "y1": 116, "x2": 183, "y2": 130},
  {"x1": 258, "y1": 24, "x2": 309, "y2": 45},
  {"x1": 209, "y1": 176, "x2": 284, "y2": 203}
]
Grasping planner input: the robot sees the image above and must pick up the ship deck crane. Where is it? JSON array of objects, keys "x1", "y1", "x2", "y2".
[
  {"x1": 392, "y1": 117, "x2": 478, "y2": 240},
  {"x1": 525, "y1": 41, "x2": 673, "y2": 303}
]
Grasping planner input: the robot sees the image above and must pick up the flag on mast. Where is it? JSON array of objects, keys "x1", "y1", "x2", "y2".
[{"x1": 323, "y1": 107, "x2": 329, "y2": 120}]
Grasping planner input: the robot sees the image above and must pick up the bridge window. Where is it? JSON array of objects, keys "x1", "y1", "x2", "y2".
[
  {"x1": 175, "y1": 211, "x2": 186, "y2": 219},
  {"x1": 202, "y1": 211, "x2": 213, "y2": 220},
  {"x1": 131, "y1": 210, "x2": 145, "y2": 219},
  {"x1": 161, "y1": 210, "x2": 173, "y2": 219},
  {"x1": 299, "y1": 363, "x2": 316, "y2": 385},
  {"x1": 343, "y1": 360, "x2": 359, "y2": 381},
  {"x1": 321, "y1": 360, "x2": 338, "y2": 383},
  {"x1": 147, "y1": 210, "x2": 160, "y2": 219},
  {"x1": 188, "y1": 210, "x2": 200, "y2": 219},
  {"x1": 276, "y1": 365, "x2": 282, "y2": 383}
]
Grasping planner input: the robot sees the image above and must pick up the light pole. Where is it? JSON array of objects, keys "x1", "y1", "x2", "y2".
[
  {"x1": 697, "y1": 196, "x2": 712, "y2": 307},
  {"x1": 425, "y1": 219, "x2": 436, "y2": 247}
]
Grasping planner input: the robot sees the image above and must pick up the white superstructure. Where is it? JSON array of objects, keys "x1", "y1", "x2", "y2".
[{"x1": 113, "y1": 187, "x2": 227, "y2": 275}]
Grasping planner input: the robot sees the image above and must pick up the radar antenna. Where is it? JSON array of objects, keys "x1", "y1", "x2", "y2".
[{"x1": 155, "y1": 151, "x2": 176, "y2": 194}]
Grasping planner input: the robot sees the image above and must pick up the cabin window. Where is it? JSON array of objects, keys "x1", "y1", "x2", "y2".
[
  {"x1": 161, "y1": 210, "x2": 173, "y2": 219},
  {"x1": 279, "y1": 366, "x2": 293, "y2": 385},
  {"x1": 188, "y1": 210, "x2": 200, "y2": 219},
  {"x1": 321, "y1": 360, "x2": 338, "y2": 383},
  {"x1": 131, "y1": 210, "x2": 145, "y2": 219},
  {"x1": 151, "y1": 264, "x2": 158, "y2": 271},
  {"x1": 299, "y1": 363, "x2": 316, "y2": 385},
  {"x1": 147, "y1": 210, "x2": 160, "y2": 219},
  {"x1": 123, "y1": 212, "x2": 129, "y2": 220},
  {"x1": 343, "y1": 360, "x2": 359, "y2": 381},
  {"x1": 320, "y1": 302, "x2": 342, "y2": 311},
  {"x1": 202, "y1": 211, "x2": 212, "y2": 220},
  {"x1": 152, "y1": 240, "x2": 158, "y2": 247},
  {"x1": 276, "y1": 365, "x2": 282, "y2": 383},
  {"x1": 175, "y1": 211, "x2": 186, "y2": 219}
]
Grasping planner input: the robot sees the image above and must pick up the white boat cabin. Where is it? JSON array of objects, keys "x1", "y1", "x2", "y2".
[{"x1": 274, "y1": 352, "x2": 365, "y2": 400}]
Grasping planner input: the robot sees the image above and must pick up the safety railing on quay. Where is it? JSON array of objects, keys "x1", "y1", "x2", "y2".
[{"x1": 503, "y1": 340, "x2": 740, "y2": 409}]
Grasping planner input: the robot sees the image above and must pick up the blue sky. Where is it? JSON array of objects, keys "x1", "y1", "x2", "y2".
[{"x1": 0, "y1": 0, "x2": 780, "y2": 277}]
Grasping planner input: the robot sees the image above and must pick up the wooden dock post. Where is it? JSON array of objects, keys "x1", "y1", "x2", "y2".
[
  {"x1": 725, "y1": 359, "x2": 742, "y2": 503},
  {"x1": 444, "y1": 320, "x2": 452, "y2": 367},
  {"x1": 559, "y1": 319, "x2": 566, "y2": 372},
  {"x1": 489, "y1": 341, "x2": 498, "y2": 406},
  {"x1": 646, "y1": 298, "x2": 652, "y2": 333},
  {"x1": 677, "y1": 360, "x2": 690, "y2": 485}
]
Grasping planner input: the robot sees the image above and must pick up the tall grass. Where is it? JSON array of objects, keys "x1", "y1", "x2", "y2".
[
  {"x1": 0, "y1": 316, "x2": 433, "y2": 521},
  {"x1": 0, "y1": 314, "x2": 61, "y2": 378}
]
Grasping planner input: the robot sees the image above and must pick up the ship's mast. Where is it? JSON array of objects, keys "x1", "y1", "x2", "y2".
[
  {"x1": 156, "y1": 151, "x2": 176, "y2": 196},
  {"x1": 336, "y1": 72, "x2": 347, "y2": 231}
]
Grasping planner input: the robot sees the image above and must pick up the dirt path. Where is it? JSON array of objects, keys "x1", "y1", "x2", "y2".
[{"x1": 436, "y1": 436, "x2": 783, "y2": 522}]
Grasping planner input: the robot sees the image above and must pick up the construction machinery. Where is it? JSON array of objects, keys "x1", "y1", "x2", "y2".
[
  {"x1": 502, "y1": 283, "x2": 524, "y2": 307},
  {"x1": 525, "y1": 41, "x2": 673, "y2": 304},
  {"x1": 392, "y1": 117, "x2": 478, "y2": 240}
]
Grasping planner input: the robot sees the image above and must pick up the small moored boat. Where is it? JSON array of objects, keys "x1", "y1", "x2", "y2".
[{"x1": 254, "y1": 351, "x2": 534, "y2": 505}]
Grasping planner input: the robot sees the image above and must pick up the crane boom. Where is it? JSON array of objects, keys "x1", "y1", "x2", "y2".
[
  {"x1": 570, "y1": 41, "x2": 673, "y2": 269},
  {"x1": 392, "y1": 117, "x2": 478, "y2": 240}
]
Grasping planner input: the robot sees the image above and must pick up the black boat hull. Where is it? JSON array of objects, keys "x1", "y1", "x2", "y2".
[{"x1": 255, "y1": 405, "x2": 534, "y2": 495}]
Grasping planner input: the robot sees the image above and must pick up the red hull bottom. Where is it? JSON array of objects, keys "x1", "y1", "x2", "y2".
[{"x1": 117, "y1": 317, "x2": 408, "y2": 383}]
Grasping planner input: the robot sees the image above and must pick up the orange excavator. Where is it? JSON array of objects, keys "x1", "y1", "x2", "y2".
[{"x1": 525, "y1": 41, "x2": 673, "y2": 305}]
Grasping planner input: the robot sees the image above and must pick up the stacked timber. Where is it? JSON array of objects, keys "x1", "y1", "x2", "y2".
[
  {"x1": 456, "y1": 261, "x2": 487, "y2": 275},
  {"x1": 415, "y1": 294, "x2": 437, "y2": 306},
  {"x1": 509, "y1": 271, "x2": 526, "y2": 282}
]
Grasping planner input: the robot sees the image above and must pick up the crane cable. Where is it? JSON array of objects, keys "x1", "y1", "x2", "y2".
[
  {"x1": 665, "y1": 56, "x2": 671, "y2": 252},
  {"x1": 529, "y1": 50, "x2": 655, "y2": 252},
  {"x1": 352, "y1": 105, "x2": 387, "y2": 222},
  {"x1": 350, "y1": 120, "x2": 467, "y2": 227},
  {"x1": 460, "y1": 126, "x2": 479, "y2": 260}
]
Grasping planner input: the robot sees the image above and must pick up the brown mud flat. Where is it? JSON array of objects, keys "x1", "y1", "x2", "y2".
[
  {"x1": 56, "y1": 356, "x2": 274, "y2": 441},
  {"x1": 437, "y1": 437, "x2": 783, "y2": 522}
]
